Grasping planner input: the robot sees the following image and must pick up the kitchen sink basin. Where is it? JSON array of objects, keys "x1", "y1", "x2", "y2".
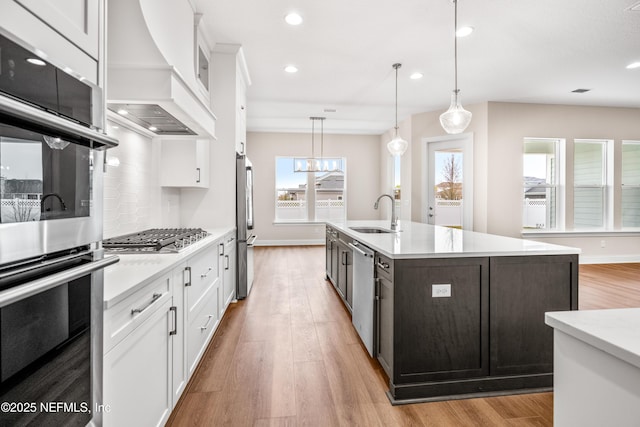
[{"x1": 349, "y1": 226, "x2": 396, "y2": 234}]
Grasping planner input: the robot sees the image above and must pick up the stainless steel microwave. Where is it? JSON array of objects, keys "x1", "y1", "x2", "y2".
[{"x1": 0, "y1": 31, "x2": 118, "y2": 266}]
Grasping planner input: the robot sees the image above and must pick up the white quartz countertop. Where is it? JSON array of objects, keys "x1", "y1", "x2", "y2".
[
  {"x1": 103, "y1": 227, "x2": 234, "y2": 309},
  {"x1": 327, "y1": 220, "x2": 580, "y2": 259},
  {"x1": 545, "y1": 308, "x2": 640, "y2": 370}
]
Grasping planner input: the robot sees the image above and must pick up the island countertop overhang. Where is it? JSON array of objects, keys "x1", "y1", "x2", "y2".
[{"x1": 326, "y1": 220, "x2": 581, "y2": 260}]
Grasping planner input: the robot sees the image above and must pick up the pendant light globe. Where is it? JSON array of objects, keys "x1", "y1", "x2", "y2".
[{"x1": 439, "y1": 90, "x2": 472, "y2": 134}]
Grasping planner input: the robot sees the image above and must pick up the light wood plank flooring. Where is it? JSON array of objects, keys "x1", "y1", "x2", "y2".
[{"x1": 168, "y1": 248, "x2": 640, "y2": 426}]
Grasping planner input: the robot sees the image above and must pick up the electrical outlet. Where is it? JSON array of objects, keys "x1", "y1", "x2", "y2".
[{"x1": 432, "y1": 284, "x2": 452, "y2": 298}]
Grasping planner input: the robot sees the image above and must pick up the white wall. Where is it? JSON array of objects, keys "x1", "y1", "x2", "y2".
[
  {"x1": 246, "y1": 131, "x2": 381, "y2": 244},
  {"x1": 103, "y1": 122, "x2": 180, "y2": 238}
]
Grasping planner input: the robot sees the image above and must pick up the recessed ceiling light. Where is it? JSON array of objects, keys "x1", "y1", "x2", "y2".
[
  {"x1": 410, "y1": 72, "x2": 424, "y2": 80},
  {"x1": 26, "y1": 58, "x2": 46, "y2": 66},
  {"x1": 456, "y1": 26, "x2": 474, "y2": 37},
  {"x1": 111, "y1": 125, "x2": 119, "y2": 129},
  {"x1": 148, "y1": 126, "x2": 158, "y2": 131},
  {"x1": 626, "y1": 62, "x2": 640, "y2": 69},
  {"x1": 284, "y1": 12, "x2": 303, "y2": 26},
  {"x1": 284, "y1": 65, "x2": 298, "y2": 73},
  {"x1": 117, "y1": 109, "x2": 128, "y2": 115}
]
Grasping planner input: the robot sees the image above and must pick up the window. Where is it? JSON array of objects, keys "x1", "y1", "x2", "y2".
[
  {"x1": 523, "y1": 138, "x2": 563, "y2": 229},
  {"x1": 275, "y1": 157, "x2": 345, "y2": 222},
  {"x1": 622, "y1": 141, "x2": 640, "y2": 227},
  {"x1": 573, "y1": 139, "x2": 612, "y2": 229}
]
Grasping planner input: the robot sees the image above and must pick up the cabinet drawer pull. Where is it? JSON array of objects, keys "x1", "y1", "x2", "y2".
[
  {"x1": 219, "y1": 243, "x2": 224, "y2": 256},
  {"x1": 185, "y1": 266, "x2": 192, "y2": 287},
  {"x1": 377, "y1": 262, "x2": 390, "y2": 269},
  {"x1": 200, "y1": 267, "x2": 212, "y2": 278},
  {"x1": 131, "y1": 293, "x2": 163, "y2": 315},
  {"x1": 224, "y1": 255, "x2": 230, "y2": 270},
  {"x1": 169, "y1": 306, "x2": 177, "y2": 336},
  {"x1": 200, "y1": 314, "x2": 214, "y2": 331}
]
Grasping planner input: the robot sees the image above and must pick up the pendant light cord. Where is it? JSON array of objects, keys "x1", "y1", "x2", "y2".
[
  {"x1": 393, "y1": 63, "x2": 402, "y2": 134},
  {"x1": 454, "y1": 0, "x2": 458, "y2": 93}
]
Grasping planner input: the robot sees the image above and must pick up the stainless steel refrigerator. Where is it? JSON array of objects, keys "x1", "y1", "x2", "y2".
[{"x1": 236, "y1": 153, "x2": 255, "y2": 299}]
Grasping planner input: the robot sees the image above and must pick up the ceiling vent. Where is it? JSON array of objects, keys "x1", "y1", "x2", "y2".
[
  {"x1": 108, "y1": 104, "x2": 196, "y2": 135},
  {"x1": 626, "y1": 1, "x2": 640, "y2": 11},
  {"x1": 571, "y1": 88, "x2": 591, "y2": 93}
]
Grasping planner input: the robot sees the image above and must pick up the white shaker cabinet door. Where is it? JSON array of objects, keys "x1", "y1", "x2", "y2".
[
  {"x1": 15, "y1": 0, "x2": 100, "y2": 59},
  {"x1": 103, "y1": 298, "x2": 173, "y2": 427}
]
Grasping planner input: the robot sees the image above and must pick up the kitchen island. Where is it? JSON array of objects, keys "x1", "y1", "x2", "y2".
[
  {"x1": 546, "y1": 308, "x2": 640, "y2": 426},
  {"x1": 325, "y1": 220, "x2": 580, "y2": 403}
]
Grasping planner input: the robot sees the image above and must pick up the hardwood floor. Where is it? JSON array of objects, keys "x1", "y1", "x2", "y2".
[{"x1": 167, "y1": 248, "x2": 640, "y2": 426}]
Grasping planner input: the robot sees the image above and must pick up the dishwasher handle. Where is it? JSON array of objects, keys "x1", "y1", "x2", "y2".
[{"x1": 348, "y1": 242, "x2": 373, "y2": 258}]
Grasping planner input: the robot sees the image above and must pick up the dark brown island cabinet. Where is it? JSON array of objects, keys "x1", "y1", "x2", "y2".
[{"x1": 325, "y1": 222, "x2": 579, "y2": 403}]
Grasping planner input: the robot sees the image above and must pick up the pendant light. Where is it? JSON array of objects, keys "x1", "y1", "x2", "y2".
[
  {"x1": 294, "y1": 117, "x2": 341, "y2": 173},
  {"x1": 439, "y1": 0, "x2": 472, "y2": 134},
  {"x1": 387, "y1": 63, "x2": 408, "y2": 156}
]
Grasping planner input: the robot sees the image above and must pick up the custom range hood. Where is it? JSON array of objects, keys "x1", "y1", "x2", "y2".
[{"x1": 106, "y1": 0, "x2": 216, "y2": 137}]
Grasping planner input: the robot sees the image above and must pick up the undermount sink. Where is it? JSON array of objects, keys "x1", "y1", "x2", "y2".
[{"x1": 349, "y1": 226, "x2": 396, "y2": 234}]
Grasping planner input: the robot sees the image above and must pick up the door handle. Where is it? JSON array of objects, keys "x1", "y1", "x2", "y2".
[
  {"x1": 131, "y1": 293, "x2": 163, "y2": 315},
  {"x1": 184, "y1": 266, "x2": 192, "y2": 286},
  {"x1": 169, "y1": 306, "x2": 177, "y2": 336}
]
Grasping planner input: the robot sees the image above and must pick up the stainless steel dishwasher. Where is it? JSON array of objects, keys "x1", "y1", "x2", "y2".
[{"x1": 349, "y1": 240, "x2": 375, "y2": 357}]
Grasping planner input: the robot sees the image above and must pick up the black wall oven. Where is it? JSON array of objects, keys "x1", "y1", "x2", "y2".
[{"x1": 0, "y1": 31, "x2": 118, "y2": 426}]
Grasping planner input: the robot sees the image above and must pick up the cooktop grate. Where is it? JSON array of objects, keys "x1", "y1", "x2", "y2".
[{"x1": 103, "y1": 228, "x2": 209, "y2": 253}]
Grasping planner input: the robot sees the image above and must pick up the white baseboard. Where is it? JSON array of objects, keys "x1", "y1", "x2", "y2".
[
  {"x1": 580, "y1": 255, "x2": 640, "y2": 264},
  {"x1": 255, "y1": 239, "x2": 325, "y2": 247}
]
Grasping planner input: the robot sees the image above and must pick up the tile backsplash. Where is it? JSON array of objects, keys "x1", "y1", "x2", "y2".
[{"x1": 103, "y1": 123, "x2": 180, "y2": 238}]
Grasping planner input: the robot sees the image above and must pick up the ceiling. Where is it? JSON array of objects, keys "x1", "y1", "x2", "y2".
[{"x1": 195, "y1": 0, "x2": 640, "y2": 135}]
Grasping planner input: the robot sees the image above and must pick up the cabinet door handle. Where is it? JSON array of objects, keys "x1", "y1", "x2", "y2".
[
  {"x1": 200, "y1": 314, "x2": 214, "y2": 331},
  {"x1": 219, "y1": 242, "x2": 225, "y2": 256},
  {"x1": 200, "y1": 267, "x2": 212, "y2": 278},
  {"x1": 196, "y1": 168, "x2": 201, "y2": 183},
  {"x1": 184, "y1": 266, "x2": 192, "y2": 286},
  {"x1": 169, "y1": 306, "x2": 177, "y2": 336},
  {"x1": 240, "y1": 142, "x2": 245, "y2": 154},
  {"x1": 377, "y1": 262, "x2": 390, "y2": 270},
  {"x1": 224, "y1": 255, "x2": 230, "y2": 270},
  {"x1": 131, "y1": 293, "x2": 163, "y2": 315}
]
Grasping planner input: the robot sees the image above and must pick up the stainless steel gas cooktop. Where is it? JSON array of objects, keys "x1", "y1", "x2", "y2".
[{"x1": 103, "y1": 228, "x2": 209, "y2": 253}]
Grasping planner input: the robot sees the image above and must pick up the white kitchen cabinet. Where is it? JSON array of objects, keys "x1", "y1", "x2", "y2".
[
  {"x1": 212, "y1": 44, "x2": 250, "y2": 156},
  {"x1": 0, "y1": 0, "x2": 100, "y2": 85},
  {"x1": 160, "y1": 139, "x2": 210, "y2": 188},
  {"x1": 235, "y1": 66, "x2": 248, "y2": 155},
  {"x1": 221, "y1": 231, "x2": 237, "y2": 316},
  {"x1": 103, "y1": 296, "x2": 174, "y2": 427},
  {"x1": 175, "y1": 242, "x2": 220, "y2": 376},
  {"x1": 103, "y1": 235, "x2": 234, "y2": 426},
  {"x1": 14, "y1": 0, "x2": 100, "y2": 59},
  {"x1": 186, "y1": 281, "x2": 219, "y2": 375}
]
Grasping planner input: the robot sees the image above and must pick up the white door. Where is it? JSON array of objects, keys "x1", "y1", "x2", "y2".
[{"x1": 423, "y1": 134, "x2": 473, "y2": 230}]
